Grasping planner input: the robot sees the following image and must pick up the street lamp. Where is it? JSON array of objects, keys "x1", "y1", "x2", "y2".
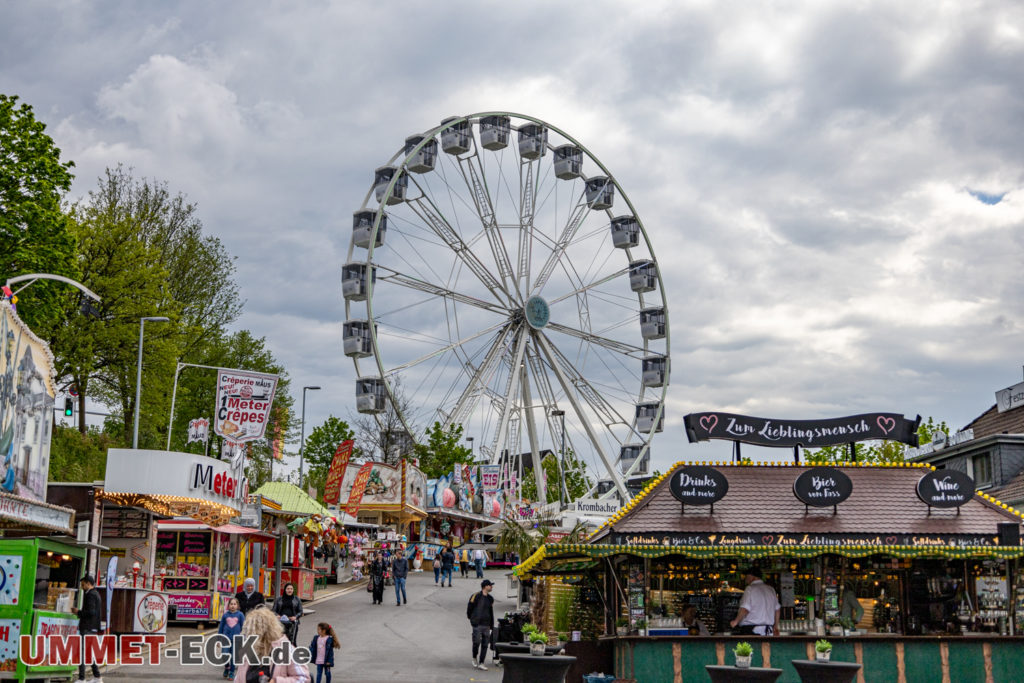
[
  {"x1": 298, "y1": 386, "x2": 321, "y2": 486},
  {"x1": 550, "y1": 409, "x2": 569, "y2": 506},
  {"x1": 466, "y1": 436, "x2": 474, "y2": 462},
  {"x1": 132, "y1": 316, "x2": 170, "y2": 449}
]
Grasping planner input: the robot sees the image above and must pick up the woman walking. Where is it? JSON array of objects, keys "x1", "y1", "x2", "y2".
[
  {"x1": 272, "y1": 582, "x2": 304, "y2": 645},
  {"x1": 232, "y1": 607, "x2": 310, "y2": 682},
  {"x1": 369, "y1": 552, "x2": 386, "y2": 605},
  {"x1": 432, "y1": 552, "x2": 442, "y2": 585}
]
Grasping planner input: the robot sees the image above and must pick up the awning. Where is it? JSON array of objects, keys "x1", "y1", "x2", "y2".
[
  {"x1": 213, "y1": 524, "x2": 274, "y2": 541},
  {"x1": 427, "y1": 506, "x2": 501, "y2": 525},
  {"x1": 0, "y1": 492, "x2": 75, "y2": 534},
  {"x1": 156, "y1": 519, "x2": 210, "y2": 532},
  {"x1": 514, "y1": 542, "x2": 1024, "y2": 578}
]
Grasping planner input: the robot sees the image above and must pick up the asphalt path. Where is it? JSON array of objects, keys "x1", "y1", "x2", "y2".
[{"x1": 105, "y1": 568, "x2": 513, "y2": 682}]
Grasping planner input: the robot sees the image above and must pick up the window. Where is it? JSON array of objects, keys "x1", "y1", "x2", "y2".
[{"x1": 972, "y1": 453, "x2": 993, "y2": 487}]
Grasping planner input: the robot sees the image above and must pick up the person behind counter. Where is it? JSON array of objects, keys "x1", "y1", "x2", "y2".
[
  {"x1": 681, "y1": 605, "x2": 710, "y2": 636},
  {"x1": 729, "y1": 567, "x2": 781, "y2": 636},
  {"x1": 235, "y1": 577, "x2": 266, "y2": 614}
]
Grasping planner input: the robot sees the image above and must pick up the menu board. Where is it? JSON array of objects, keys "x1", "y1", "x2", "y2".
[
  {"x1": 102, "y1": 508, "x2": 149, "y2": 539},
  {"x1": 156, "y1": 532, "x2": 177, "y2": 553},
  {"x1": 717, "y1": 591, "x2": 742, "y2": 631},
  {"x1": 178, "y1": 532, "x2": 212, "y2": 554},
  {"x1": 627, "y1": 561, "x2": 646, "y2": 627}
]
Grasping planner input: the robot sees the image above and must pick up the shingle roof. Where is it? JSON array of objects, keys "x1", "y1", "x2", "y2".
[
  {"x1": 964, "y1": 404, "x2": 1024, "y2": 439},
  {"x1": 593, "y1": 463, "x2": 1021, "y2": 541},
  {"x1": 989, "y1": 470, "x2": 1024, "y2": 507}
]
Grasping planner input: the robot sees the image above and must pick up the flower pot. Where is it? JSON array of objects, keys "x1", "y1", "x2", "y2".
[
  {"x1": 616, "y1": 627, "x2": 628, "y2": 636},
  {"x1": 829, "y1": 626, "x2": 844, "y2": 636},
  {"x1": 735, "y1": 655, "x2": 752, "y2": 668},
  {"x1": 816, "y1": 650, "x2": 832, "y2": 662},
  {"x1": 530, "y1": 642, "x2": 546, "y2": 656}
]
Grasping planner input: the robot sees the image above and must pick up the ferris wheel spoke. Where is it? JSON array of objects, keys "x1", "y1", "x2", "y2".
[
  {"x1": 515, "y1": 158, "x2": 542, "y2": 296},
  {"x1": 517, "y1": 358, "x2": 548, "y2": 501},
  {"x1": 455, "y1": 155, "x2": 519, "y2": 301},
  {"x1": 531, "y1": 197, "x2": 591, "y2": 295},
  {"x1": 547, "y1": 266, "x2": 629, "y2": 307},
  {"x1": 376, "y1": 266, "x2": 509, "y2": 315},
  {"x1": 383, "y1": 320, "x2": 509, "y2": 377},
  {"x1": 488, "y1": 329, "x2": 529, "y2": 465},
  {"x1": 534, "y1": 332, "x2": 627, "y2": 499},
  {"x1": 445, "y1": 324, "x2": 516, "y2": 428},
  {"x1": 404, "y1": 195, "x2": 514, "y2": 306},
  {"x1": 545, "y1": 321, "x2": 646, "y2": 358}
]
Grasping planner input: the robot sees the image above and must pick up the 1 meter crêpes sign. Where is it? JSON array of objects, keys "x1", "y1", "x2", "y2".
[{"x1": 213, "y1": 369, "x2": 279, "y2": 443}]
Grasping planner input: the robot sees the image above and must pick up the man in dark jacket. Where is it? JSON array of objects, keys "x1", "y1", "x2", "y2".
[
  {"x1": 234, "y1": 577, "x2": 266, "y2": 614},
  {"x1": 73, "y1": 575, "x2": 102, "y2": 682},
  {"x1": 441, "y1": 545, "x2": 455, "y2": 587},
  {"x1": 466, "y1": 579, "x2": 495, "y2": 671},
  {"x1": 392, "y1": 551, "x2": 409, "y2": 605}
]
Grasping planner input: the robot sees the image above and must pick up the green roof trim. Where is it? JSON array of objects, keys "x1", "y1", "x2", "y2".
[{"x1": 254, "y1": 481, "x2": 330, "y2": 518}]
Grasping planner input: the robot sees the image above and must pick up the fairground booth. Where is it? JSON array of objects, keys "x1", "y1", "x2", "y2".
[{"x1": 515, "y1": 413, "x2": 1024, "y2": 682}]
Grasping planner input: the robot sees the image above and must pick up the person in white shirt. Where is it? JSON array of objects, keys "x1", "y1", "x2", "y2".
[
  {"x1": 472, "y1": 548, "x2": 486, "y2": 578},
  {"x1": 729, "y1": 567, "x2": 780, "y2": 636}
]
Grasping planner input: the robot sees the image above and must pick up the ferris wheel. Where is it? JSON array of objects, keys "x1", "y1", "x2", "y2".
[{"x1": 343, "y1": 112, "x2": 669, "y2": 502}]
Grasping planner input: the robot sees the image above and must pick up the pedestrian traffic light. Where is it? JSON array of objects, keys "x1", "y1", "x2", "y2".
[{"x1": 64, "y1": 398, "x2": 74, "y2": 417}]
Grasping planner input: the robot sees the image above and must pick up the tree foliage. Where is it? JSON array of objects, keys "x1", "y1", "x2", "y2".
[
  {"x1": 414, "y1": 421, "x2": 473, "y2": 478},
  {"x1": 301, "y1": 416, "x2": 358, "y2": 499},
  {"x1": 0, "y1": 94, "x2": 78, "y2": 335},
  {"x1": 521, "y1": 450, "x2": 593, "y2": 504},
  {"x1": 804, "y1": 416, "x2": 949, "y2": 464}
]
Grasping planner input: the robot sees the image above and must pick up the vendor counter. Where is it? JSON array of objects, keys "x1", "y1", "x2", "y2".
[{"x1": 609, "y1": 634, "x2": 1024, "y2": 683}]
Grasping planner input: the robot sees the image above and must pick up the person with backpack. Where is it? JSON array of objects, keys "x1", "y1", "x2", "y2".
[
  {"x1": 232, "y1": 607, "x2": 309, "y2": 682},
  {"x1": 466, "y1": 579, "x2": 495, "y2": 671},
  {"x1": 440, "y1": 543, "x2": 455, "y2": 587},
  {"x1": 272, "y1": 582, "x2": 303, "y2": 645},
  {"x1": 432, "y1": 552, "x2": 442, "y2": 585}
]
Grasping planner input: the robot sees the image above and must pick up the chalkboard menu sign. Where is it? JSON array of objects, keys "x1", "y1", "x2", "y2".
[
  {"x1": 178, "y1": 531, "x2": 212, "y2": 554},
  {"x1": 793, "y1": 467, "x2": 853, "y2": 507},
  {"x1": 102, "y1": 508, "x2": 150, "y2": 539},
  {"x1": 627, "y1": 562, "x2": 646, "y2": 627},
  {"x1": 916, "y1": 469, "x2": 974, "y2": 508},
  {"x1": 670, "y1": 466, "x2": 728, "y2": 505}
]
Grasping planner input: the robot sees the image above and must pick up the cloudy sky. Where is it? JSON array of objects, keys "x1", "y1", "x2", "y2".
[{"x1": 4, "y1": 1, "x2": 1023, "y2": 480}]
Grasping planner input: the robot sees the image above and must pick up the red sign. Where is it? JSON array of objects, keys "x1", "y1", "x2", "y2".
[
  {"x1": 323, "y1": 440, "x2": 354, "y2": 504},
  {"x1": 345, "y1": 463, "x2": 374, "y2": 517}
]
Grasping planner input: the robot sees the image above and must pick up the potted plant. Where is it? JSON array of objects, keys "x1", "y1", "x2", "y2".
[
  {"x1": 840, "y1": 616, "x2": 856, "y2": 635},
  {"x1": 826, "y1": 617, "x2": 844, "y2": 637},
  {"x1": 556, "y1": 632, "x2": 569, "y2": 647},
  {"x1": 615, "y1": 617, "x2": 629, "y2": 636},
  {"x1": 521, "y1": 623, "x2": 538, "y2": 642},
  {"x1": 528, "y1": 630, "x2": 549, "y2": 656},
  {"x1": 734, "y1": 641, "x2": 753, "y2": 668},
  {"x1": 635, "y1": 618, "x2": 647, "y2": 637},
  {"x1": 815, "y1": 639, "x2": 833, "y2": 662}
]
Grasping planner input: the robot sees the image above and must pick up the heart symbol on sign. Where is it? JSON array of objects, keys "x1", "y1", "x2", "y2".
[
  {"x1": 885, "y1": 536, "x2": 898, "y2": 546},
  {"x1": 762, "y1": 535, "x2": 775, "y2": 545},
  {"x1": 877, "y1": 416, "x2": 896, "y2": 434},
  {"x1": 700, "y1": 415, "x2": 719, "y2": 432}
]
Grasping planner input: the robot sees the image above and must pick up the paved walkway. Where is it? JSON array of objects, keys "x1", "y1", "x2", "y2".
[{"x1": 104, "y1": 569, "x2": 514, "y2": 682}]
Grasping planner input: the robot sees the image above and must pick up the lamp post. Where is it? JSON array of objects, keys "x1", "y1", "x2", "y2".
[
  {"x1": 132, "y1": 316, "x2": 170, "y2": 449},
  {"x1": 466, "y1": 436, "x2": 474, "y2": 463},
  {"x1": 550, "y1": 409, "x2": 569, "y2": 506},
  {"x1": 298, "y1": 386, "x2": 321, "y2": 486}
]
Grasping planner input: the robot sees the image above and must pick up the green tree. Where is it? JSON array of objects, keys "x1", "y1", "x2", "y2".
[
  {"x1": 414, "y1": 422, "x2": 473, "y2": 478},
  {"x1": 521, "y1": 450, "x2": 593, "y2": 504},
  {"x1": 48, "y1": 426, "x2": 116, "y2": 483},
  {"x1": 0, "y1": 94, "x2": 79, "y2": 335},
  {"x1": 805, "y1": 416, "x2": 949, "y2": 464},
  {"x1": 301, "y1": 416, "x2": 358, "y2": 499}
]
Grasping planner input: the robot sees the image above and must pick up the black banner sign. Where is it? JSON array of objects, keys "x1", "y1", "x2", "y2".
[
  {"x1": 917, "y1": 469, "x2": 975, "y2": 508},
  {"x1": 793, "y1": 467, "x2": 853, "y2": 507},
  {"x1": 683, "y1": 412, "x2": 920, "y2": 448},
  {"x1": 610, "y1": 531, "x2": 1001, "y2": 548},
  {"x1": 670, "y1": 466, "x2": 728, "y2": 505}
]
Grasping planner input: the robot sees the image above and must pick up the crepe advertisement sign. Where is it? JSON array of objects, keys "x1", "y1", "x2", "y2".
[
  {"x1": 323, "y1": 440, "x2": 354, "y2": 505},
  {"x1": 213, "y1": 369, "x2": 278, "y2": 443},
  {"x1": 345, "y1": 463, "x2": 374, "y2": 518}
]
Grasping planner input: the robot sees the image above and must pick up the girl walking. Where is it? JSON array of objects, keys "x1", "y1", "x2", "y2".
[
  {"x1": 217, "y1": 597, "x2": 245, "y2": 679},
  {"x1": 308, "y1": 622, "x2": 339, "y2": 683}
]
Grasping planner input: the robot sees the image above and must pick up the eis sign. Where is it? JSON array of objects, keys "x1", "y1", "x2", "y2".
[{"x1": 189, "y1": 463, "x2": 248, "y2": 502}]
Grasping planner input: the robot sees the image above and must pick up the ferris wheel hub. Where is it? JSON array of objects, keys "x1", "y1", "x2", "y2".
[{"x1": 524, "y1": 295, "x2": 551, "y2": 330}]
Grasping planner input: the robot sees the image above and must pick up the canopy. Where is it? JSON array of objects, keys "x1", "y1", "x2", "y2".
[
  {"x1": 213, "y1": 523, "x2": 275, "y2": 541},
  {"x1": 254, "y1": 481, "x2": 331, "y2": 518}
]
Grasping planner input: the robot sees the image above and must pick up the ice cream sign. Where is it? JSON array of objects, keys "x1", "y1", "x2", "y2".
[{"x1": 213, "y1": 369, "x2": 278, "y2": 443}]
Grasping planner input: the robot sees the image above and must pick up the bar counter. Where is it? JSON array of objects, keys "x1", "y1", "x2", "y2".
[{"x1": 608, "y1": 634, "x2": 1024, "y2": 683}]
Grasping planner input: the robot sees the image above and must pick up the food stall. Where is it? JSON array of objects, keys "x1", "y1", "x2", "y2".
[
  {"x1": 100, "y1": 448, "x2": 247, "y2": 623},
  {"x1": 336, "y1": 460, "x2": 428, "y2": 539},
  {"x1": 515, "y1": 461, "x2": 1024, "y2": 682}
]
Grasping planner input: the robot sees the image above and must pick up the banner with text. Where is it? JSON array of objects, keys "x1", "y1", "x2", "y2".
[
  {"x1": 213, "y1": 369, "x2": 279, "y2": 443},
  {"x1": 610, "y1": 531, "x2": 1004, "y2": 548},
  {"x1": 345, "y1": 463, "x2": 374, "y2": 517},
  {"x1": 323, "y1": 440, "x2": 355, "y2": 505},
  {"x1": 684, "y1": 411, "x2": 920, "y2": 448},
  {"x1": 187, "y1": 418, "x2": 209, "y2": 445},
  {"x1": 480, "y1": 465, "x2": 500, "y2": 494}
]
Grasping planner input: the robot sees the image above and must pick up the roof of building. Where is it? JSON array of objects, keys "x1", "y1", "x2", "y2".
[
  {"x1": 590, "y1": 461, "x2": 1022, "y2": 543},
  {"x1": 253, "y1": 481, "x2": 329, "y2": 518},
  {"x1": 964, "y1": 404, "x2": 1024, "y2": 439}
]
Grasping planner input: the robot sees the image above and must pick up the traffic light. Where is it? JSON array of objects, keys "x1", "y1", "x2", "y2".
[{"x1": 64, "y1": 398, "x2": 74, "y2": 418}]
